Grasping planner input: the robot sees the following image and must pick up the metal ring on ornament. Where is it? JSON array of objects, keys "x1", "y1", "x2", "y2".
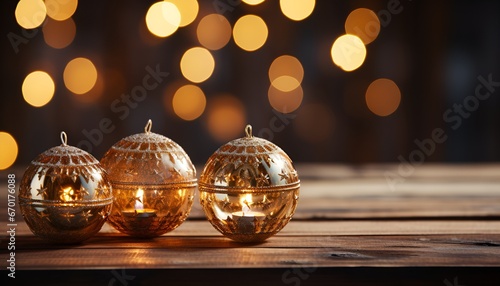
[
  {"x1": 18, "y1": 196, "x2": 114, "y2": 207},
  {"x1": 108, "y1": 180, "x2": 198, "y2": 191},
  {"x1": 198, "y1": 181, "x2": 300, "y2": 194}
]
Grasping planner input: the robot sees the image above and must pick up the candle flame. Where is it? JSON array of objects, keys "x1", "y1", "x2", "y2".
[
  {"x1": 135, "y1": 188, "x2": 144, "y2": 210},
  {"x1": 242, "y1": 203, "x2": 251, "y2": 215},
  {"x1": 60, "y1": 186, "x2": 75, "y2": 201},
  {"x1": 241, "y1": 193, "x2": 253, "y2": 215}
]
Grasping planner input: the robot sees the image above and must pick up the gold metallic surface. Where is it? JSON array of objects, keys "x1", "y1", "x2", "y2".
[
  {"x1": 199, "y1": 125, "x2": 299, "y2": 243},
  {"x1": 19, "y1": 135, "x2": 113, "y2": 244},
  {"x1": 100, "y1": 121, "x2": 196, "y2": 238}
]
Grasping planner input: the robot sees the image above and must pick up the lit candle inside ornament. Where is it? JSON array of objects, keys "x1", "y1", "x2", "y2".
[
  {"x1": 60, "y1": 186, "x2": 76, "y2": 202},
  {"x1": 231, "y1": 194, "x2": 265, "y2": 234},
  {"x1": 199, "y1": 124, "x2": 300, "y2": 243},
  {"x1": 101, "y1": 120, "x2": 197, "y2": 238},
  {"x1": 18, "y1": 131, "x2": 113, "y2": 243},
  {"x1": 123, "y1": 188, "x2": 157, "y2": 218}
]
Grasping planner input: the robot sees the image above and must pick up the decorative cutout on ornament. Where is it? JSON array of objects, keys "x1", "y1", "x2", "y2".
[
  {"x1": 19, "y1": 131, "x2": 113, "y2": 243},
  {"x1": 199, "y1": 124, "x2": 300, "y2": 242},
  {"x1": 100, "y1": 119, "x2": 197, "y2": 238}
]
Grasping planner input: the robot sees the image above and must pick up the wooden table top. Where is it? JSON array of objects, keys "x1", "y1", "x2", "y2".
[{"x1": 2, "y1": 164, "x2": 500, "y2": 285}]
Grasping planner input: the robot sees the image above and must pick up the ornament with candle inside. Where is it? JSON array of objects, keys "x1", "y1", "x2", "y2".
[
  {"x1": 100, "y1": 120, "x2": 197, "y2": 238},
  {"x1": 199, "y1": 125, "x2": 300, "y2": 243},
  {"x1": 18, "y1": 132, "x2": 113, "y2": 243}
]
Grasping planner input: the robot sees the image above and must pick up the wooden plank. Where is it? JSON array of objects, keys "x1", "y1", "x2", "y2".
[
  {"x1": 12, "y1": 232, "x2": 500, "y2": 269},
  {"x1": 2, "y1": 164, "x2": 500, "y2": 283},
  {"x1": 296, "y1": 163, "x2": 500, "y2": 180},
  {"x1": 301, "y1": 179, "x2": 500, "y2": 196},
  {"x1": 8, "y1": 220, "x2": 500, "y2": 237},
  {"x1": 3, "y1": 164, "x2": 500, "y2": 221},
  {"x1": 6, "y1": 193, "x2": 500, "y2": 222},
  {"x1": 8, "y1": 221, "x2": 500, "y2": 270},
  {"x1": 2, "y1": 164, "x2": 500, "y2": 221},
  {"x1": 291, "y1": 196, "x2": 500, "y2": 219}
]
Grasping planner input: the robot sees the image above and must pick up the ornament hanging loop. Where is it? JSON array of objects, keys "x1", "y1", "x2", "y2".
[
  {"x1": 60, "y1": 131, "x2": 68, "y2": 146},
  {"x1": 145, "y1": 119, "x2": 152, "y2": 133},
  {"x1": 245, "y1": 125, "x2": 253, "y2": 138}
]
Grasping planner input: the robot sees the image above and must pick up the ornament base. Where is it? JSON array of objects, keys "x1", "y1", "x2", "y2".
[
  {"x1": 107, "y1": 186, "x2": 195, "y2": 238},
  {"x1": 20, "y1": 201, "x2": 112, "y2": 244}
]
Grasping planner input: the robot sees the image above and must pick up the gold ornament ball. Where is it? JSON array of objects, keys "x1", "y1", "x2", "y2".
[
  {"x1": 18, "y1": 132, "x2": 113, "y2": 244},
  {"x1": 100, "y1": 120, "x2": 197, "y2": 238},
  {"x1": 199, "y1": 125, "x2": 300, "y2": 243}
]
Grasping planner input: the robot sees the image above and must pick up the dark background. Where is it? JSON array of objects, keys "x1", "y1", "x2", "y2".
[{"x1": 1, "y1": 0, "x2": 500, "y2": 166}]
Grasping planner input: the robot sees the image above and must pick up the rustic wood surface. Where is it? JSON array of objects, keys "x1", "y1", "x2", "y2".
[{"x1": 1, "y1": 164, "x2": 500, "y2": 285}]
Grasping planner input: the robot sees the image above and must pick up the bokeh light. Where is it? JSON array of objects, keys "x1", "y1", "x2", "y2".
[
  {"x1": 172, "y1": 84, "x2": 206, "y2": 121},
  {"x1": 268, "y1": 84, "x2": 303, "y2": 113},
  {"x1": 42, "y1": 17, "x2": 76, "y2": 49},
  {"x1": 45, "y1": 0, "x2": 78, "y2": 21},
  {"x1": 271, "y1": 76, "x2": 301, "y2": 92},
  {"x1": 206, "y1": 95, "x2": 246, "y2": 142},
  {"x1": 345, "y1": 8, "x2": 380, "y2": 45},
  {"x1": 22, "y1": 71, "x2": 55, "y2": 107},
  {"x1": 138, "y1": 16, "x2": 164, "y2": 46},
  {"x1": 269, "y1": 55, "x2": 304, "y2": 91},
  {"x1": 63, "y1": 57, "x2": 98, "y2": 94},
  {"x1": 197, "y1": 14, "x2": 232, "y2": 50},
  {"x1": 145, "y1": 1, "x2": 181, "y2": 38},
  {"x1": 180, "y1": 47, "x2": 215, "y2": 83},
  {"x1": 162, "y1": 80, "x2": 184, "y2": 116},
  {"x1": 280, "y1": 0, "x2": 315, "y2": 21},
  {"x1": 71, "y1": 73, "x2": 105, "y2": 104},
  {"x1": 168, "y1": 0, "x2": 198, "y2": 27},
  {"x1": 233, "y1": 15, "x2": 268, "y2": 52},
  {"x1": 295, "y1": 102, "x2": 335, "y2": 144},
  {"x1": 365, "y1": 78, "x2": 401, "y2": 116},
  {"x1": 243, "y1": 0, "x2": 265, "y2": 5},
  {"x1": 0, "y1": 132, "x2": 18, "y2": 170},
  {"x1": 330, "y1": 34, "x2": 367, "y2": 72},
  {"x1": 15, "y1": 0, "x2": 47, "y2": 29}
]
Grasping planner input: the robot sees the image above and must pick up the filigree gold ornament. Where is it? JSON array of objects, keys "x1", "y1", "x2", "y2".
[
  {"x1": 19, "y1": 132, "x2": 113, "y2": 243},
  {"x1": 100, "y1": 120, "x2": 197, "y2": 237},
  {"x1": 199, "y1": 125, "x2": 300, "y2": 242}
]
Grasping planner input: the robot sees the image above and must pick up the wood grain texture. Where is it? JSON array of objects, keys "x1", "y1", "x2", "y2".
[
  {"x1": 12, "y1": 233, "x2": 500, "y2": 269},
  {"x1": 1, "y1": 164, "x2": 500, "y2": 284},
  {"x1": 3, "y1": 164, "x2": 500, "y2": 221},
  {"x1": 9, "y1": 220, "x2": 500, "y2": 237},
  {"x1": 8, "y1": 221, "x2": 500, "y2": 270}
]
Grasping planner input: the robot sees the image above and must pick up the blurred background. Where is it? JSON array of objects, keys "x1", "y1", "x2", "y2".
[{"x1": 1, "y1": 0, "x2": 500, "y2": 169}]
